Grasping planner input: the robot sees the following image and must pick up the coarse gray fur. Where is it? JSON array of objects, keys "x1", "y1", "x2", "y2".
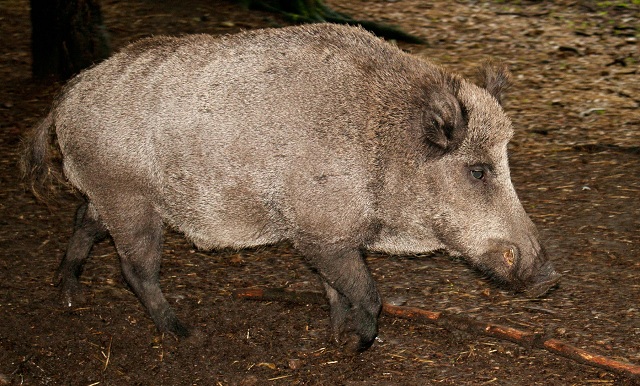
[{"x1": 22, "y1": 23, "x2": 560, "y2": 351}]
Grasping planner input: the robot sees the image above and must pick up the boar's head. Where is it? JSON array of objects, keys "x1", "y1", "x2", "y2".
[{"x1": 373, "y1": 62, "x2": 560, "y2": 297}]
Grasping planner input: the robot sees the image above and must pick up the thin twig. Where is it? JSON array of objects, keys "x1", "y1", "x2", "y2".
[
  {"x1": 103, "y1": 336, "x2": 112, "y2": 372},
  {"x1": 233, "y1": 287, "x2": 640, "y2": 380},
  {"x1": 10, "y1": 353, "x2": 34, "y2": 375}
]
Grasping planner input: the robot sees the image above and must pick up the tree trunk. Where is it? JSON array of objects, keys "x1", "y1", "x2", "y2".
[
  {"x1": 242, "y1": 0, "x2": 425, "y2": 44},
  {"x1": 245, "y1": 0, "x2": 328, "y2": 21},
  {"x1": 31, "y1": 0, "x2": 110, "y2": 80}
]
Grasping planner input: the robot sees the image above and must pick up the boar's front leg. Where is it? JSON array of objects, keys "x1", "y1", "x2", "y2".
[
  {"x1": 303, "y1": 246, "x2": 381, "y2": 351},
  {"x1": 54, "y1": 201, "x2": 108, "y2": 307},
  {"x1": 322, "y1": 280, "x2": 380, "y2": 352}
]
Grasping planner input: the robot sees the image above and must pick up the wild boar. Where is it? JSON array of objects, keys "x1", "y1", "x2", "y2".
[{"x1": 22, "y1": 23, "x2": 560, "y2": 351}]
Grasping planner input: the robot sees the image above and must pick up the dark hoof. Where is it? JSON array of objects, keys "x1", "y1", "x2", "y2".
[
  {"x1": 58, "y1": 286, "x2": 88, "y2": 308},
  {"x1": 157, "y1": 314, "x2": 190, "y2": 338},
  {"x1": 54, "y1": 275, "x2": 85, "y2": 308},
  {"x1": 59, "y1": 289, "x2": 75, "y2": 308},
  {"x1": 170, "y1": 321, "x2": 190, "y2": 338},
  {"x1": 356, "y1": 334, "x2": 376, "y2": 352},
  {"x1": 334, "y1": 329, "x2": 377, "y2": 353}
]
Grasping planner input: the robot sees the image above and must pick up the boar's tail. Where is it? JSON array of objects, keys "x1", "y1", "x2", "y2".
[{"x1": 20, "y1": 112, "x2": 67, "y2": 204}]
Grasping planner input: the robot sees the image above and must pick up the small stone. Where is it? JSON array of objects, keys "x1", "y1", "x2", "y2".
[
  {"x1": 386, "y1": 296, "x2": 407, "y2": 306},
  {"x1": 288, "y1": 358, "x2": 303, "y2": 370}
]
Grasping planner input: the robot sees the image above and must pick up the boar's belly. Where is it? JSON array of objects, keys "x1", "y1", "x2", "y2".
[{"x1": 159, "y1": 179, "x2": 285, "y2": 250}]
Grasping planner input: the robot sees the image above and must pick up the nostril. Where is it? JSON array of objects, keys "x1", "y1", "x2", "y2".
[{"x1": 503, "y1": 248, "x2": 515, "y2": 267}]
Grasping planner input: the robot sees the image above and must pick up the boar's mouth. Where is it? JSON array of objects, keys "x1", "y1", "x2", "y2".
[{"x1": 523, "y1": 261, "x2": 561, "y2": 298}]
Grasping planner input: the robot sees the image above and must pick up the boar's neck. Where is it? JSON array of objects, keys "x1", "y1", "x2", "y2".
[{"x1": 365, "y1": 63, "x2": 455, "y2": 255}]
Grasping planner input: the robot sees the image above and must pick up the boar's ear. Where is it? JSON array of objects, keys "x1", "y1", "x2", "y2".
[
  {"x1": 420, "y1": 86, "x2": 468, "y2": 155},
  {"x1": 477, "y1": 61, "x2": 511, "y2": 105}
]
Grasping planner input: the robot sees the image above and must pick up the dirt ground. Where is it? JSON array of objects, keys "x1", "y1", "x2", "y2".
[{"x1": 1, "y1": 0, "x2": 639, "y2": 384}]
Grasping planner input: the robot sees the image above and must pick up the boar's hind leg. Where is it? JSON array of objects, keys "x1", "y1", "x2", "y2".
[
  {"x1": 54, "y1": 201, "x2": 108, "y2": 307},
  {"x1": 306, "y1": 247, "x2": 381, "y2": 352},
  {"x1": 102, "y1": 198, "x2": 188, "y2": 337}
]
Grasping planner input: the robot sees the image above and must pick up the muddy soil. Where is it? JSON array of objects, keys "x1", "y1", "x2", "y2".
[{"x1": 0, "y1": 0, "x2": 638, "y2": 385}]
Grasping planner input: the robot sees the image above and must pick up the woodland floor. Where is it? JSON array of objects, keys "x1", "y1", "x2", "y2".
[{"x1": 0, "y1": 0, "x2": 639, "y2": 385}]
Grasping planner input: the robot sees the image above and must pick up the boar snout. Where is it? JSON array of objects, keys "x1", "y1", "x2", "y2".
[
  {"x1": 512, "y1": 240, "x2": 561, "y2": 297},
  {"x1": 513, "y1": 245, "x2": 561, "y2": 298},
  {"x1": 476, "y1": 240, "x2": 560, "y2": 297}
]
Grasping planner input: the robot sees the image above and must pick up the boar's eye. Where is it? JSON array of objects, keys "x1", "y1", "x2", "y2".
[
  {"x1": 471, "y1": 169, "x2": 485, "y2": 180},
  {"x1": 469, "y1": 164, "x2": 493, "y2": 181}
]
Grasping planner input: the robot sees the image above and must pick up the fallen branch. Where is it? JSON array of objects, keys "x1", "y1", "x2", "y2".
[{"x1": 233, "y1": 287, "x2": 640, "y2": 380}]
